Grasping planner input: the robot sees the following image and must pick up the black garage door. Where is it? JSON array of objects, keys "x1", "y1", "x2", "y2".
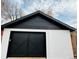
[{"x1": 7, "y1": 31, "x2": 46, "y2": 57}]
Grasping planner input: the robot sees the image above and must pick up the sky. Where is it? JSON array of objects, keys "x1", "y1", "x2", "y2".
[{"x1": 1, "y1": 0, "x2": 77, "y2": 28}]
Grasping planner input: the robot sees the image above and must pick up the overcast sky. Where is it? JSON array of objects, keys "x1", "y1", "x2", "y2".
[{"x1": 2, "y1": 0, "x2": 77, "y2": 28}]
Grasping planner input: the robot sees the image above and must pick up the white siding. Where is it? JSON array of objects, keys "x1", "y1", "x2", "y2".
[
  {"x1": 1, "y1": 28, "x2": 74, "y2": 59},
  {"x1": 46, "y1": 30, "x2": 74, "y2": 59}
]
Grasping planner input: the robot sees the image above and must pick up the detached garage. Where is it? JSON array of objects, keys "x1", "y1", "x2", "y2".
[{"x1": 1, "y1": 11, "x2": 76, "y2": 59}]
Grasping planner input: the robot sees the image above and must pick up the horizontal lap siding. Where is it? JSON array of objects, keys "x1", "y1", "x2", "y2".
[{"x1": 12, "y1": 16, "x2": 62, "y2": 29}]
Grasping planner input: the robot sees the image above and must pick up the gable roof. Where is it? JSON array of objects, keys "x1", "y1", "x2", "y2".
[{"x1": 1, "y1": 11, "x2": 76, "y2": 31}]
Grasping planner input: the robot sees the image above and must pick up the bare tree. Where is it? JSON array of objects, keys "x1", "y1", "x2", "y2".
[
  {"x1": 1, "y1": 0, "x2": 23, "y2": 21},
  {"x1": 2, "y1": 0, "x2": 12, "y2": 20}
]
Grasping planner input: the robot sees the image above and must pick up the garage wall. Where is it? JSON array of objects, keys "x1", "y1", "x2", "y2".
[
  {"x1": 46, "y1": 30, "x2": 74, "y2": 59},
  {"x1": 1, "y1": 30, "x2": 77, "y2": 56}
]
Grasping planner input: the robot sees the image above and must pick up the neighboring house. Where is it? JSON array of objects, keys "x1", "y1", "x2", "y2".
[{"x1": 1, "y1": 11, "x2": 76, "y2": 59}]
